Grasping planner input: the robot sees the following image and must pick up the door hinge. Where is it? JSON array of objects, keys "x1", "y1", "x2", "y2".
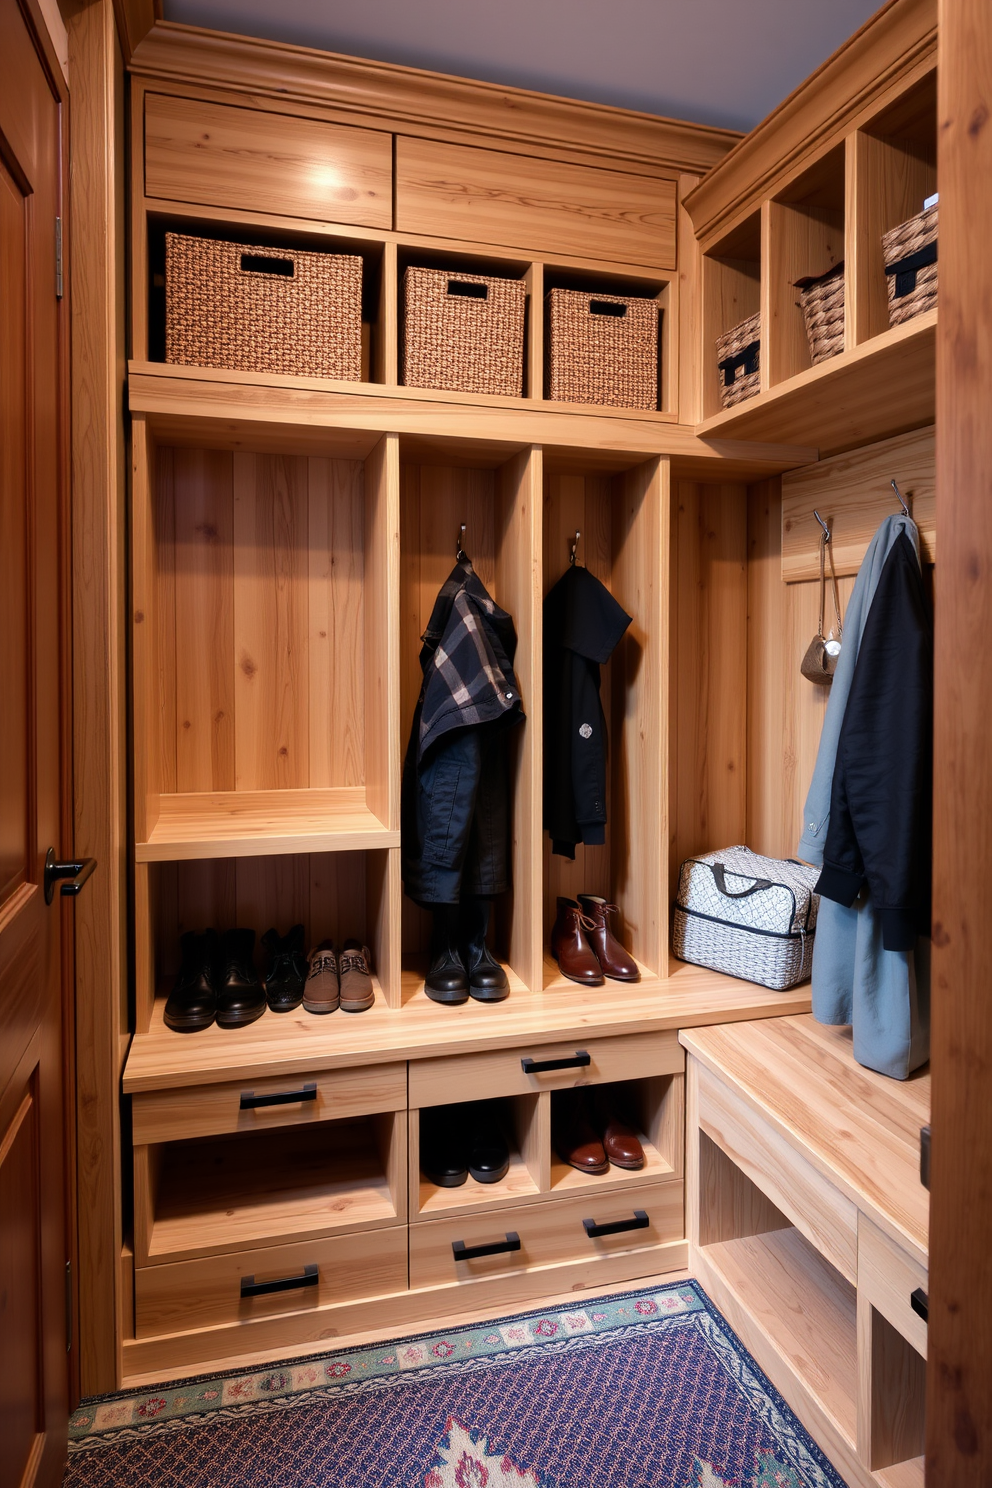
[
  {"x1": 55, "y1": 216, "x2": 63, "y2": 300},
  {"x1": 65, "y1": 1259, "x2": 72, "y2": 1352}
]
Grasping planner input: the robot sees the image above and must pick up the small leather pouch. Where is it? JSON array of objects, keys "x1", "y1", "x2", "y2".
[{"x1": 802, "y1": 525, "x2": 843, "y2": 686}]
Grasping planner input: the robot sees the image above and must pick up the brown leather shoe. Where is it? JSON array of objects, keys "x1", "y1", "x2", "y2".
[
  {"x1": 338, "y1": 940, "x2": 375, "y2": 1013},
  {"x1": 554, "y1": 1091, "x2": 608, "y2": 1174},
  {"x1": 601, "y1": 1110, "x2": 646, "y2": 1170},
  {"x1": 551, "y1": 898, "x2": 604, "y2": 985},
  {"x1": 577, "y1": 896, "x2": 640, "y2": 982}
]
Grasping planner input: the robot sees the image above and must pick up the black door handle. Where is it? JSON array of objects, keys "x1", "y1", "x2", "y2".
[
  {"x1": 583, "y1": 1209, "x2": 649, "y2": 1239},
  {"x1": 240, "y1": 1083, "x2": 317, "y2": 1110},
  {"x1": 521, "y1": 1050, "x2": 590, "y2": 1074},
  {"x1": 452, "y1": 1232, "x2": 521, "y2": 1261},
  {"x1": 240, "y1": 1264, "x2": 319, "y2": 1298},
  {"x1": 911, "y1": 1287, "x2": 929, "y2": 1324},
  {"x1": 44, "y1": 848, "x2": 97, "y2": 905}
]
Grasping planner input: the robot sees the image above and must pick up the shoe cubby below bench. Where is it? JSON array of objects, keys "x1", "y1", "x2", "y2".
[{"x1": 681, "y1": 1014, "x2": 930, "y2": 1488}]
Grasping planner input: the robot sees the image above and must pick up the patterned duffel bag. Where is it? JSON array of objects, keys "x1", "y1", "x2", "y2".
[{"x1": 672, "y1": 845, "x2": 820, "y2": 991}]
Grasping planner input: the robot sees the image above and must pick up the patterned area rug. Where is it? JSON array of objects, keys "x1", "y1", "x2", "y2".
[{"x1": 65, "y1": 1281, "x2": 848, "y2": 1487}]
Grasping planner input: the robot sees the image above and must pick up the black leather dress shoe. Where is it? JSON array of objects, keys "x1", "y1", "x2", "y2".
[
  {"x1": 461, "y1": 898, "x2": 510, "y2": 1002},
  {"x1": 425, "y1": 906, "x2": 469, "y2": 1004},
  {"x1": 468, "y1": 1113, "x2": 510, "y2": 1184},
  {"x1": 262, "y1": 923, "x2": 307, "y2": 1012},
  {"x1": 164, "y1": 930, "x2": 219, "y2": 1033},
  {"x1": 420, "y1": 1107, "x2": 469, "y2": 1187},
  {"x1": 217, "y1": 928, "x2": 266, "y2": 1028}
]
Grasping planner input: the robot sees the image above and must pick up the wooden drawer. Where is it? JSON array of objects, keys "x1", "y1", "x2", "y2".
[
  {"x1": 395, "y1": 136, "x2": 677, "y2": 268},
  {"x1": 134, "y1": 1225, "x2": 408, "y2": 1338},
  {"x1": 144, "y1": 93, "x2": 392, "y2": 228},
  {"x1": 410, "y1": 1030, "x2": 683, "y2": 1108},
  {"x1": 696, "y1": 1061, "x2": 858, "y2": 1284},
  {"x1": 410, "y1": 1180, "x2": 683, "y2": 1289},
  {"x1": 131, "y1": 1062, "x2": 406, "y2": 1145},
  {"x1": 858, "y1": 1213, "x2": 928, "y2": 1357}
]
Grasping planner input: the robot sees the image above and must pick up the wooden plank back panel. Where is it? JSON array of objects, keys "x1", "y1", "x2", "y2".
[
  {"x1": 308, "y1": 457, "x2": 365, "y2": 790},
  {"x1": 363, "y1": 434, "x2": 400, "y2": 830},
  {"x1": 144, "y1": 92, "x2": 392, "y2": 228},
  {"x1": 395, "y1": 136, "x2": 677, "y2": 268},
  {"x1": 781, "y1": 426, "x2": 935, "y2": 582}
]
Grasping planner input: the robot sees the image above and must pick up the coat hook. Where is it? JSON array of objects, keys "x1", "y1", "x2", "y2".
[
  {"x1": 891, "y1": 480, "x2": 911, "y2": 518},
  {"x1": 456, "y1": 522, "x2": 467, "y2": 559},
  {"x1": 569, "y1": 530, "x2": 581, "y2": 566},
  {"x1": 813, "y1": 509, "x2": 832, "y2": 543}
]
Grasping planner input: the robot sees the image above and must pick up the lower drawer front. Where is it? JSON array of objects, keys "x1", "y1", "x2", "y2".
[
  {"x1": 858, "y1": 1213, "x2": 928, "y2": 1357},
  {"x1": 410, "y1": 1181, "x2": 683, "y2": 1289},
  {"x1": 135, "y1": 1226, "x2": 408, "y2": 1338}
]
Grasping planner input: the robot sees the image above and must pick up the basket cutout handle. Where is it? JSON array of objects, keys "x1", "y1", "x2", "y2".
[
  {"x1": 240, "y1": 252, "x2": 295, "y2": 278},
  {"x1": 589, "y1": 299, "x2": 626, "y2": 318},
  {"x1": 447, "y1": 279, "x2": 488, "y2": 300},
  {"x1": 712, "y1": 863, "x2": 773, "y2": 898},
  {"x1": 718, "y1": 342, "x2": 759, "y2": 386}
]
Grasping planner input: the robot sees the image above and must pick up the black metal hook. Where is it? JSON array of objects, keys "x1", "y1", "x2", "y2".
[
  {"x1": 570, "y1": 530, "x2": 581, "y2": 566},
  {"x1": 456, "y1": 523, "x2": 468, "y2": 561}
]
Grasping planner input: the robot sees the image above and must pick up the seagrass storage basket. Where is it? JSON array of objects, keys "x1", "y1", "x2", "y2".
[
  {"x1": 165, "y1": 232, "x2": 363, "y2": 380},
  {"x1": 672, "y1": 845, "x2": 820, "y2": 991},
  {"x1": 545, "y1": 289, "x2": 658, "y2": 409},
  {"x1": 882, "y1": 203, "x2": 938, "y2": 326},
  {"x1": 402, "y1": 267, "x2": 526, "y2": 396},
  {"x1": 715, "y1": 311, "x2": 760, "y2": 408},
  {"x1": 795, "y1": 261, "x2": 845, "y2": 364}
]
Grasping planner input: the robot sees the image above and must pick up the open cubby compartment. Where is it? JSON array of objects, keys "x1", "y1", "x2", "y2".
[
  {"x1": 542, "y1": 456, "x2": 668, "y2": 989},
  {"x1": 132, "y1": 1110, "x2": 407, "y2": 1266},
  {"x1": 143, "y1": 212, "x2": 388, "y2": 382},
  {"x1": 399, "y1": 441, "x2": 543, "y2": 999},
  {"x1": 701, "y1": 211, "x2": 762, "y2": 418},
  {"x1": 411, "y1": 1096, "x2": 544, "y2": 1219},
  {"x1": 765, "y1": 145, "x2": 846, "y2": 385},
  {"x1": 131, "y1": 423, "x2": 400, "y2": 868},
  {"x1": 542, "y1": 265, "x2": 673, "y2": 413},
  {"x1": 549, "y1": 1074, "x2": 684, "y2": 1197},
  {"x1": 134, "y1": 848, "x2": 397, "y2": 1031},
  {"x1": 851, "y1": 69, "x2": 937, "y2": 345},
  {"x1": 397, "y1": 245, "x2": 535, "y2": 398}
]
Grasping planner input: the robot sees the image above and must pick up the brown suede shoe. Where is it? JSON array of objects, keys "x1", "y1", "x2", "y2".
[
  {"x1": 554, "y1": 1091, "x2": 608, "y2": 1174},
  {"x1": 550, "y1": 897, "x2": 604, "y2": 985},
  {"x1": 303, "y1": 941, "x2": 339, "y2": 1014},
  {"x1": 339, "y1": 940, "x2": 375, "y2": 1012},
  {"x1": 577, "y1": 895, "x2": 640, "y2": 982}
]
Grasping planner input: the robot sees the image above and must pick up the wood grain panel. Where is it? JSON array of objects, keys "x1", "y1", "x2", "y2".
[
  {"x1": 781, "y1": 426, "x2": 934, "y2": 581},
  {"x1": 858, "y1": 1212, "x2": 928, "y2": 1359},
  {"x1": 307, "y1": 457, "x2": 365, "y2": 789},
  {"x1": 858, "y1": 1294, "x2": 927, "y2": 1471},
  {"x1": 396, "y1": 136, "x2": 677, "y2": 267},
  {"x1": 144, "y1": 92, "x2": 392, "y2": 228},
  {"x1": 363, "y1": 435, "x2": 400, "y2": 831}
]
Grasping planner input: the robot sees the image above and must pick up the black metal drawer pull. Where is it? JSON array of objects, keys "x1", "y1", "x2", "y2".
[
  {"x1": 240, "y1": 1264, "x2": 318, "y2": 1298},
  {"x1": 583, "y1": 1209, "x2": 649, "y2": 1239},
  {"x1": 44, "y1": 848, "x2": 97, "y2": 904},
  {"x1": 520, "y1": 1050, "x2": 590, "y2": 1075},
  {"x1": 240, "y1": 1082, "x2": 317, "y2": 1110},
  {"x1": 911, "y1": 1287, "x2": 929, "y2": 1324},
  {"x1": 452, "y1": 1232, "x2": 521, "y2": 1261}
]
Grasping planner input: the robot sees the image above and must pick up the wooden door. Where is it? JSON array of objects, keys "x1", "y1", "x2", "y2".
[{"x1": 0, "y1": 3, "x2": 71, "y2": 1486}]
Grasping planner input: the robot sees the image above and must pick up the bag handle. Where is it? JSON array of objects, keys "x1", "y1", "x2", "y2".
[{"x1": 712, "y1": 863, "x2": 772, "y2": 898}]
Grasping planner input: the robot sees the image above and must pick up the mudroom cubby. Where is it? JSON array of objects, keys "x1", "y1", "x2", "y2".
[
  {"x1": 548, "y1": 1076, "x2": 683, "y2": 1197},
  {"x1": 765, "y1": 144, "x2": 846, "y2": 385},
  {"x1": 699, "y1": 210, "x2": 762, "y2": 419},
  {"x1": 411, "y1": 1097, "x2": 544, "y2": 1218}
]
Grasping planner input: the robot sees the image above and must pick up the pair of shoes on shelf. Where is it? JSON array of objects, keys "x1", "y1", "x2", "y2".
[
  {"x1": 551, "y1": 895, "x2": 639, "y2": 986},
  {"x1": 304, "y1": 940, "x2": 375, "y2": 1014},
  {"x1": 420, "y1": 1102, "x2": 510, "y2": 1187},
  {"x1": 164, "y1": 927, "x2": 266, "y2": 1033},
  {"x1": 425, "y1": 900, "x2": 509, "y2": 1006},
  {"x1": 554, "y1": 1089, "x2": 645, "y2": 1175}
]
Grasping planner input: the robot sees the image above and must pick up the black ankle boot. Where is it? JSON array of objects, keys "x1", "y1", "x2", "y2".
[
  {"x1": 262, "y1": 923, "x2": 307, "y2": 1012},
  {"x1": 461, "y1": 898, "x2": 510, "y2": 1002},
  {"x1": 425, "y1": 905, "x2": 469, "y2": 1004},
  {"x1": 217, "y1": 928, "x2": 266, "y2": 1028},
  {"x1": 164, "y1": 929, "x2": 219, "y2": 1033}
]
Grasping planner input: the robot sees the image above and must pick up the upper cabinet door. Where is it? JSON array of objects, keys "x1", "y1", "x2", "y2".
[
  {"x1": 395, "y1": 136, "x2": 677, "y2": 268},
  {"x1": 144, "y1": 93, "x2": 393, "y2": 229}
]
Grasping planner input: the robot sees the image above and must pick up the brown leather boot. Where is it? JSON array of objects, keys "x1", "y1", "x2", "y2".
[
  {"x1": 577, "y1": 895, "x2": 640, "y2": 982},
  {"x1": 551, "y1": 897, "x2": 604, "y2": 985},
  {"x1": 554, "y1": 1090, "x2": 608, "y2": 1174}
]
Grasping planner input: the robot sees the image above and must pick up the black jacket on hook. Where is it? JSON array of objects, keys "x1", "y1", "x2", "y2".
[
  {"x1": 815, "y1": 532, "x2": 933, "y2": 951},
  {"x1": 402, "y1": 559, "x2": 524, "y2": 906},
  {"x1": 543, "y1": 563, "x2": 632, "y2": 858}
]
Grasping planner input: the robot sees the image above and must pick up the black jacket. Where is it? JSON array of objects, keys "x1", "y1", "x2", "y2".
[
  {"x1": 543, "y1": 564, "x2": 631, "y2": 859},
  {"x1": 815, "y1": 533, "x2": 933, "y2": 951},
  {"x1": 402, "y1": 560, "x2": 523, "y2": 906}
]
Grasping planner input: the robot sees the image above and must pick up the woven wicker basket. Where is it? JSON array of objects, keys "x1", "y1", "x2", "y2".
[
  {"x1": 715, "y1": 311, "x2": 760, "y2": 409},
  {"x1": 882, "y1": 204, "x2": 938, "y2": 326},
  {"x1": 545, "y1": 289, "x2": 658, "y2": 409},
  {"x1": 795, "y1": 261, "x2": 845, "y2": 364},
  {"x1": 402, "y1": 267, "x2": 526, "y2": 396},
  {"x1": 165, "y1": 232, "x2": 363, "y2": 380}
]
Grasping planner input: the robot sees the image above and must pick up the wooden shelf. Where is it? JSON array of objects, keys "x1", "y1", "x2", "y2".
[
  {"x1": 416, "y1": 1152, "x2": 541, "y2": 1219},
  {"x1": 550, "y1": 1137, "x2": 673, "y2": 1196},
  {"x1": 542, "y1": 952, "x2": 662, "y2": 994},
  {"x1": 146, "y1": 1117, "x2": 399, "y2": 1262},
  {"x1": 136, "y1": 788, "x2": 398, "y2": 862},
  {"x1": 699, "y1": 1226, "x2": 858, "y2": 1448},
  {"x1": 695, "y1": 311, "x2": 936, "y2": 456}
]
